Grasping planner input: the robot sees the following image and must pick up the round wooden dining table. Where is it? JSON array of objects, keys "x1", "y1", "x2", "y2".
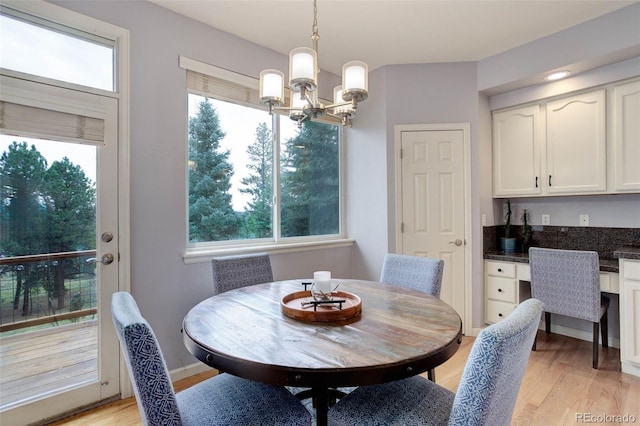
[{"x1": 182, "y1": 279, "x2": 462, "y2": 425}]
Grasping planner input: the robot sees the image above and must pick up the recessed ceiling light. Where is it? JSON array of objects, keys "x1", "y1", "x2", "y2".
[{"x1": 545, "y1": 70, "x2": 571, "y2": 81}]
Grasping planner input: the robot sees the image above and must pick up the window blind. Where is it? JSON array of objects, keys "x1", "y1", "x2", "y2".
[{"x1": 0, "y1": 101, "x2": 104, "y2": 144}]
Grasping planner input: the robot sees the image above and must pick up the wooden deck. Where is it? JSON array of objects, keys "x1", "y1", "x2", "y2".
[{"x1": 0, "y1": 321, "x2": 97, "y2": 410}]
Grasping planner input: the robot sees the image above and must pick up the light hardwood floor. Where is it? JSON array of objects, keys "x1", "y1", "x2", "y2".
[{"x1": 49, "y1": 332, "x2": 640, "y2": 425}]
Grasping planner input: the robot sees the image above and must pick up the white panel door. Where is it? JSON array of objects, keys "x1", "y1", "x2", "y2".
[{"x1": 399, "y1": 129, "x2": 465, "y2": 318}]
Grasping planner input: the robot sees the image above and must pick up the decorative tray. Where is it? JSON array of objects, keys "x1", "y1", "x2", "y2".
[{"x1": 281, "y1": 290, "x2": 362, "y2": 322}]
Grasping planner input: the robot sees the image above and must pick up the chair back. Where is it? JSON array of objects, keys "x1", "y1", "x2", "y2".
[
  {"x1": 211, "y1": 253, "x2": 273, "y2": 295},
  {"x1": 111, "y1": 292, "x2": 181, "y2": 425},
  {"x1": 528, "y1": 247, "x2": 600, "y2": 322},
  {"x1": 449, "y1": 298, "x2": 543, "y2": 426},
  {"x1": 379, "y1": 253, "x2": 444, "y2": 298}
]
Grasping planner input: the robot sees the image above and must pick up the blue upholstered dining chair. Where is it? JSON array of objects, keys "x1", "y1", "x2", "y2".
[
  {"x1": 380, "y1": 253, "x2": 445, "y2": 381},
  {"x1": 111, "y1": 292, "x2": 312, "y2": 426},
  {"x1": 528, "y1": 247, "x2": 609, "y2": 369},
  {"x1": 211, "y1": 252, "x2": 273, "y2": 295},
  {"x1": 328, "y1": 298, "x2": 543, "y2": 426},
  {"x1": 380, "y1": 253, "x2": 444, "y2": 298}
]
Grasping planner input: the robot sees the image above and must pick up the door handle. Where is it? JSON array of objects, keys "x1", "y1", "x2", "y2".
[
  {"x1": 86, "y1": 253, "x2": 115, "y2": 265},
  {"x1": 449, "y1": 239, "x2": 463, "y2": 246}
]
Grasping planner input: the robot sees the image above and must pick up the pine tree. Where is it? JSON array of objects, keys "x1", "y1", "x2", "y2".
[
  {"x1": 240, "y1": 122, "x2": 273, "y2": 238},
  {"x1": 0, "y1": 142, "x2": 48, "y2": 314},
  {"x1": 281, "y1": 121, "x2": 339, "y2": 237},
  {"x1": 188, "y1": 99, "x2": 241, "y2": 242},
  {"x1": 42, "y1": 157, "x2": 96, "y2": 308}
]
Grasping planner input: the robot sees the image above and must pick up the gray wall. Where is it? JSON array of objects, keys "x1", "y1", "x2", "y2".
[{"x1": 54, "y1": 0, "x2": 640, "y2": 370}]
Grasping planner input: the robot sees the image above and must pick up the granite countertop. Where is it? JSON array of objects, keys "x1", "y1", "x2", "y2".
[
  {"x1": 613, "y1": 246, "x2": 640, "y2": 261},
  {"x1": 483, "y1": 250, "x2": 621, "y2": 273}
]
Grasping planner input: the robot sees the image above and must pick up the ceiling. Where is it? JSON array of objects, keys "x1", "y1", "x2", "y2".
[{"x1": 149, "y1": 0, "x2": 638, "y2": 79}]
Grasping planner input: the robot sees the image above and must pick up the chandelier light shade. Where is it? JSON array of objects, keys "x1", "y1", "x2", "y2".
[
  {"x1": 289, "y1": 47, "x2": 318, "y2": 92},
  {"x1": 259, "y1": 69, "x2": 284, "y2": 104},
  {"x1": 342, "y1": 61, "x2": 368, "y2": 102},
  {"x1": 259, "y1": 0, "x2": 368, "y2": 126},
  {"x1": 333, "y1": 86, "x2": 354, "y2": 116}
]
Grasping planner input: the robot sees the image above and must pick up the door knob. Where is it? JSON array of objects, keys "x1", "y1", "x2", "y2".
[
  {"x1": 86, "y1": 253, "x2": 115, "y2": 265},
  {"x1": 449, "y1": 239, "x2": 463, "y2": 246}
]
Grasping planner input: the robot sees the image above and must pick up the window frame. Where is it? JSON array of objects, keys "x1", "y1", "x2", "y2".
[{"x1": 181, "y1": 57, "x2": 352, "y2": 264}]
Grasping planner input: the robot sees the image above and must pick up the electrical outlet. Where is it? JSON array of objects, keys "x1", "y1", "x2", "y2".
[
  {"x1": 580, "y1": 214, "x2": 590, "y2": 226},
  {"x1": 542, "y1": 214, "x2": 550, "y2": 225}
]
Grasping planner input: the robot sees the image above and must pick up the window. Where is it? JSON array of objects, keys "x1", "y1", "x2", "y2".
[
  {"x1": 0, "y1": 9, "x2": 114, "y2": 91},
  {"x1": 183, "y1": 58, "x2": 343, "y2": 251}
]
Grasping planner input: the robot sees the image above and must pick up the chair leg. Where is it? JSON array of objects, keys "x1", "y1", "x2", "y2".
[
  {"x1": 601, "y1": 311, "x2": 609, "y2": 349},
  {"x1": 592, "y1": 322, "x2": 599, "y2": 369},
  {"x1": 545, "y1": 312, "x2": 551, "y2": 334},
  {"x1": 532, "y1": 330, "x2": 537, "y2": 351},
  {"x1": 427, "y1": 368, "x2": 435, "y2": 382}
]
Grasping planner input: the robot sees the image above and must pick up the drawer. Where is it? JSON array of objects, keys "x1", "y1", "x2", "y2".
[
  {"x1": 486, "y1": 261, "x2": 516, "y2": 278},
  {"x1": 487, "y1": 276, "x2": 517, "y2": 303},
  {"x1": 486, "y1": 300, "x2": 517, "y2": 324},
  {"x1": 623, "y1": 260, "x2": 640, "y2": 281}
]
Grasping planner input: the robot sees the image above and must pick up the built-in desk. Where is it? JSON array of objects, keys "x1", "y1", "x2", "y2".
[
  {"x1": 484, "y1": 246, "x2": 640, "y2": 378},
  {"x1": 483, "y1": 255, "x2": 619, "y2": 324}
]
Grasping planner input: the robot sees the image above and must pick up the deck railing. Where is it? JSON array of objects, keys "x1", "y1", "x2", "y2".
[{"x1": 0, "y1": 250, "x2": 97, "y2": 333}]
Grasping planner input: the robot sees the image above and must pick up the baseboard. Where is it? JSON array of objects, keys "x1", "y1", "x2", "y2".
[
  {"x1": 169, "y1": 362, "x2": 213, "y2": 383},
  {"x1": 540, "y1": 322, "x2": 620, "y2": 349},
  {"x1": 468, "y1": 327, "x2": 483, "y2": 337}
]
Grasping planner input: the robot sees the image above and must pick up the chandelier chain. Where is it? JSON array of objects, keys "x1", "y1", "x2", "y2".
[{"x1": 311, "y1": 0, "x2": 319, "y2": 42}]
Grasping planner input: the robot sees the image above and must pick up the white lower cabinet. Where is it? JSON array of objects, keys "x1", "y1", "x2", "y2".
[
  {"x1": 485, "y1": 261, "x2": 523, "y2": 324},
  {"x1": 484, "y1": 260, "x2": 618, "y2": 324},
  {"x1": 620, "y1": 259, "x2": 640, "y2": 377}
]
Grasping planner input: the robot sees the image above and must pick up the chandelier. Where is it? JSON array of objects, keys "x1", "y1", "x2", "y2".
[{"x1": 259, "y1": 0, "x2": 368, "y2": 127}]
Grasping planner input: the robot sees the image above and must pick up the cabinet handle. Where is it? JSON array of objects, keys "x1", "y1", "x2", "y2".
[
  {"x1": 497, "y1": 268, "x2": 503, "y2": 272},
  {"x1": 535, "y1": 176, "x2": 538, "y2": 188},
  {"x1": 549, "y1": 175, "x2": 552, "y2": 187},
  {"x1": 498, "y1": 313, "x2": 503, "y2": 317},
  {"x1": 498, "y1": 288, "x2": 503, "y2": 293}
]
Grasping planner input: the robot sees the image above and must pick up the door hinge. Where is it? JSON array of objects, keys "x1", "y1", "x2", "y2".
[
  {"x1": 401, "y1": 222, "x2": 404, "y2": 233},
  {"x1": 400, "y1": 148, "x2": 404, "y2": 159}
]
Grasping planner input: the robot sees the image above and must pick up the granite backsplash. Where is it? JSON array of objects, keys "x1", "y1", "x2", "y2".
[{"x1": 483, "y1": 225, "x2": 640, "y2": 259}]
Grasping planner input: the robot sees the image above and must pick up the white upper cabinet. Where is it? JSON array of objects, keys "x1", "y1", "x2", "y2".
[
  {"x1": 492, "y1": 105, "x2": 541, "y2": 197},
  {"x1": 611, "y1": 80, "x2": 640, "y2": 192},
  {"x1": 546, "y1": 89, "x2": 606, "y2": 194},
  {"x1": 492, "y1": 79, "x2": 639, "y2": 198}
]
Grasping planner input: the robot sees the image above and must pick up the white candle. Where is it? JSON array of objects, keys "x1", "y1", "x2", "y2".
[{"x1": 314, "y1": 271, "x2": 332, "y2": 294}]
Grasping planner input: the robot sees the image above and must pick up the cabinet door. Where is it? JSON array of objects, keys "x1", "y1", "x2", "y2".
[
  {"x1": 546, "y1": 89, "x2": 606, "y2": 194},
  {"x1": 621, "y1": 260, "x2": 640, "y2": 368},
  {"x1": 612, "y1": 80, "x2": 640, "y2": 192},
  {"x1": 492, "y1": 105, "x2": 541, "y2": 197}
]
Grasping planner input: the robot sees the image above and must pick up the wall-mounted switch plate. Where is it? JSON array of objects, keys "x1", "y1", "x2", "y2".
[
  {"x1": 542, "y1": 214, "x2": 550, "y2": 225},
  {"x1": 580, "y1": 214, "x2": 590, "y2": 226}
]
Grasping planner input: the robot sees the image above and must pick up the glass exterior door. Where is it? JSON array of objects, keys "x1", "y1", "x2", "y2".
[{"x1": 0, "y1": 76, "x2": 120, "y2": 425}]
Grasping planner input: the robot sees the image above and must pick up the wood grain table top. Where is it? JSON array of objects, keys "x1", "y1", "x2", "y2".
[{"x1": 183, "y1": 279, "x2": 462, "y2": 389}]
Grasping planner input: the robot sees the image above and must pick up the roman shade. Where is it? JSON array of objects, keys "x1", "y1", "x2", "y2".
[
  {"x1": 0, "y1": 101, "x2": 104, "y2": 144},
  {"x1": 181, "y1": 56, "x2": 341, "y2": 125}
]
